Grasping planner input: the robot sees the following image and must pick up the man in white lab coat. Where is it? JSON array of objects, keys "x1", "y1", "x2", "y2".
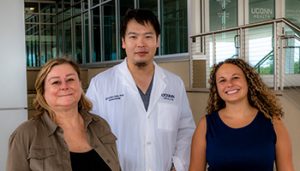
[{"x1": 86, "y1": 9, "x2": 195, "y2": 171}]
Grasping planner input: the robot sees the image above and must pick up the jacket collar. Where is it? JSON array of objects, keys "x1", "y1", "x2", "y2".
[{"x1": 41, "y1": 110, "x2": 100, "y2": 136}]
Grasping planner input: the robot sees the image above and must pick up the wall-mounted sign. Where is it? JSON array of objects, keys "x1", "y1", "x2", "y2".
[{"x1": 250, "y1": 8, "x2": 273, "y2": 19}]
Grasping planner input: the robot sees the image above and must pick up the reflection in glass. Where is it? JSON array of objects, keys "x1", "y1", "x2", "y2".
[
  {"x1": 247, "y1": 25, "x2": 273, "y2": 74},
  {"x1": 92, "y1": 0, "x2": 100, "y2": 7},
  {"x1": 40, "y1": 3, "x2": 56, "y2": 14},
  {"x1": 26, "y1": 24, "x2": 39, "y2": 67},
  {"x1": 283, "y1": 27, "x2": 300, "y2": 74},
  {"x1": 40, "y1": 24, "x2": 56, "y2": 65},
  {"x1": 57, "y1": 23, "x2": 63, "y2": 57},
  {"x1": 140, "y1": 0, "x2": 157, "y2": 14},
  {"x1": 64, "y1": 8, "x2": 72, "y2": 20},
  {"x1": 286, "y1": 0, "x2": 300, "y2": 26},
  {"x1": 73, "y1": 0, "x2": 81, "y2": 4},
  {"x1": 64, "y1": 19, "x2": 72, "y2": 57},
  {"x1": 25, "y1": 2, "x2": 39, "y2": 13},
  {"x1": 120, "y1": 0, "x2": 134, "y2": 59},
  {"x1": 57, "y1": 12, "x2": 64, "y2": 23},
  {"x1": 40, "y1": 14, "x2": 56, "y2": 23},
  {"x1": 25, "y1": 14, "x2": 39, "y2": 23},
  {"x1": 208, "y1": 31, "x2": 238, "y2": 66},
  {"x1": 160, "y1": 0, "x2": 188, "y2": 55},
  {"x1": 84, "y1": 12, "x2": 90, "y2": 63},
  {"x1": 82, "y1": 0, "x2": 88, "y2": 11},
  {"x1": 92, "y1": 7, "x2": 101, "y2": 62},
  {"x1": 73, "y1": 3, "x2": 81, "y2": 16},
  {"x1": 25, "y1": 0, "x2": 190, "y2": 66},
  {"x1": 102, "y1": 2, "x2": 116, "y2": 61},
  {"x1": 57, "y1": 0, "x2": 63, "y2": 13},
  {"x1": 74, "y1": 16, "x2": 83, "y2": 64}
]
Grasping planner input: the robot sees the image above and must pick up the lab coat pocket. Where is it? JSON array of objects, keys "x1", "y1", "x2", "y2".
[
  {"x1": 28, "y1": 148, "x2": 56, "y2": 171},
  {"x1": 157, "y1": 103, "x2": 179, "y2": 131}
]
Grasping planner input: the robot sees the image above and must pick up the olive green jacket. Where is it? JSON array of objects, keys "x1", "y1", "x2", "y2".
[{"x1": 6, "y1": 111, "x2": 120, "y2": 171}]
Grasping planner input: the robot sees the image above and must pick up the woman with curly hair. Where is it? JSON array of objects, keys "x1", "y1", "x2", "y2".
[{"x1": 189, "y1": 58, "x2": 294, "y2": 171}]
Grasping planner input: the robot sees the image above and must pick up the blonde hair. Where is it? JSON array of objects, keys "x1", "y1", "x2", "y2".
[
  {"x1": 206, "y1": 58, "x2": 283, "y2": 119},
  {"x1": 33, "y1": 57, "x2": 92, "y2": 121}
]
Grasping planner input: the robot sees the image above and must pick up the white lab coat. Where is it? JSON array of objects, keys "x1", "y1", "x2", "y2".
[{"x1": 86, "y1": 59, "x2": 195, "y2": 171}]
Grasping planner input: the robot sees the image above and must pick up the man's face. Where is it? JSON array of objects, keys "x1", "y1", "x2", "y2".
[{"x1": 122, "y1": 19, "x2": 159, "y2": 67}]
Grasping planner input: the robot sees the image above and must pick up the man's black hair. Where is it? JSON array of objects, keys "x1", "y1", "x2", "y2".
[{"x1": 120, "y1": 9, "x2": 161, "y2": 38}]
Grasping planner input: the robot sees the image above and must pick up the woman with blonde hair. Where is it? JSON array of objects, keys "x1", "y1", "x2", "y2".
[
  {"x1": 189, "y1": 58, "x2": 294, "y2": 171},
  {"x1": 7, "y1": 58, "x2": 120, "y2": 171}
]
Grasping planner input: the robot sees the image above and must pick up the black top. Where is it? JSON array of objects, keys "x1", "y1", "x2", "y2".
[
  {"x1": 206, "y1": 111, "x2": 276, "y2": 171},
  {"x1": 70, "y1": 149, "x2": 111, "y2": 171}
]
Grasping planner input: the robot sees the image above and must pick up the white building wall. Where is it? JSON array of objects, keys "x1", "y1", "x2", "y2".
[{"x1": 0, "y1": 0, "x2": 28, "y2": 170}]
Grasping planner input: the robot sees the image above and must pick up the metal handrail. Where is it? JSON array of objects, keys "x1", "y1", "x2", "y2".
[
  {"x1": 254, "y1": 50, "x2": 274, "y2": 68},
  {"x1": 189, "y1": 18, "x2": 300, "y2": 90}
]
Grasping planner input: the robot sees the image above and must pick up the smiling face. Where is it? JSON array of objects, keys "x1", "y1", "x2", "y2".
[
  {"x1": 43, "y1": 63, "x2": 82, "y2": 112},
  {"x1": 122, "y1": 19, "x2": 159, "y2": 68},
  {"x1": 216, "y1": 63, "x2": 249, "y2": 104}
]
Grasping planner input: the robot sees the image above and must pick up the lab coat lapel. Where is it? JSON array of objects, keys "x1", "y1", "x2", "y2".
[
  {"x1": 147, "y1": 62, "x2": 166, "y2": 117},
  {"x1": 117, "y1": 59, "x2": 146, "y2": 111},
  {"x1": 118, "y1": 59, "x2": 136, "y2": 89}
]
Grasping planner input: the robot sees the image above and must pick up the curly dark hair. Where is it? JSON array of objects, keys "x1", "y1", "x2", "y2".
[{"x1": 206, "y1": 58, "x2": 283, "y2": 119}]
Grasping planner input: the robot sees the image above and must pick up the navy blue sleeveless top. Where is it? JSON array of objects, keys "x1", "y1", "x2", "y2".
[{"x1": 206, "y1": 111, "x2": 276, "y2": 171}]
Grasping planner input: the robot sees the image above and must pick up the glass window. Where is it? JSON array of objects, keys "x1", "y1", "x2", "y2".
[
  {"x1": 247, "y1": 25, "x2": 273, "y2": 74},
  {"x1": 25, "y1": 13, "x2": 39, "y2": 23},
  {"x1": 57, "y1": 23, "x2": 63, "y2": 57},
  {"x1": 64, "y1": 0, "x2": 71, "y2": 10},
  {"x1": 249, "y1": 0, "x2": 274, "y2": 23},
  {"x1": 25, "y1": 0, "x2": 190, "y2": 66},
  {"x1": 40, "y1": 24, "x2": 56, "y2": 65},
  {"x1": 64, "y1": 19, "x2": 72, "y2": 57},
  {"x1": 102, "y1": 1, "x2": 116, "y2": 61},
  {"x1": 283, "y1": 27, "x2": 300, "y2": 74},
  {"x1": 160, "y1": 0, "x2": 188, "y2": 54},
  {"x1": 208, "y1": 31, "x2": 238, "y2": 65},
  {"x1": 140, "y1": 0, "x2": 157, "y2": 14},
  {"x1": 286, "y1": 0, "x2": 300, "y2": 26},
  {"x1": 82, "y1": 0, "x2": 89, "y2": 11},
  {"x1": 92, "y1": 0, "x2": 100, "y2": 7},
  {"x1": 73, "y1": 3, "x2": 81, "y2": 16},
  {"x1": 40, "y1": 3, "x2": 56, "y2": 14},
  {"x1": 120, "y1": 0, "x2": 134, "y2": 59},
  {"x1": 74, "y1": 16, "x2": 83, "y2": 64},
  {"x1": 63, "y1": 8, "x2": 72, "y2": 20},
  {"x1": 63, "y1": 0, "x2": 71, "y2": 20},
  {"x1": 40, "y1": 14, "x2": 56, "y2": 23},
  {"x1": 120, "y1": 0, "x2": 134, "y2": 16},
  {"x1": 83, "y1": 12, "x2": 90, "y2": 63},
  {"x1": 73, "y1": 0, "x2": 81, "y2": 4},
  {"x1": 26, "y1": 24, "x2": 39, "y2": 67},
  {"x1": 25, "y1": 2, "x2": 39, "y2": 13},
  {"x1": 57, "y1": 12, "x2": 64, "y2": 23},
  {"x1": 209, "y1": 0, "x2": 238, "y2": 31},
  {"x1": 92, "y1": 7, "x2": 101, "y2": 62},
  {"x1": 57, "y1": 0, "x2": 63, "y2": 13}
]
